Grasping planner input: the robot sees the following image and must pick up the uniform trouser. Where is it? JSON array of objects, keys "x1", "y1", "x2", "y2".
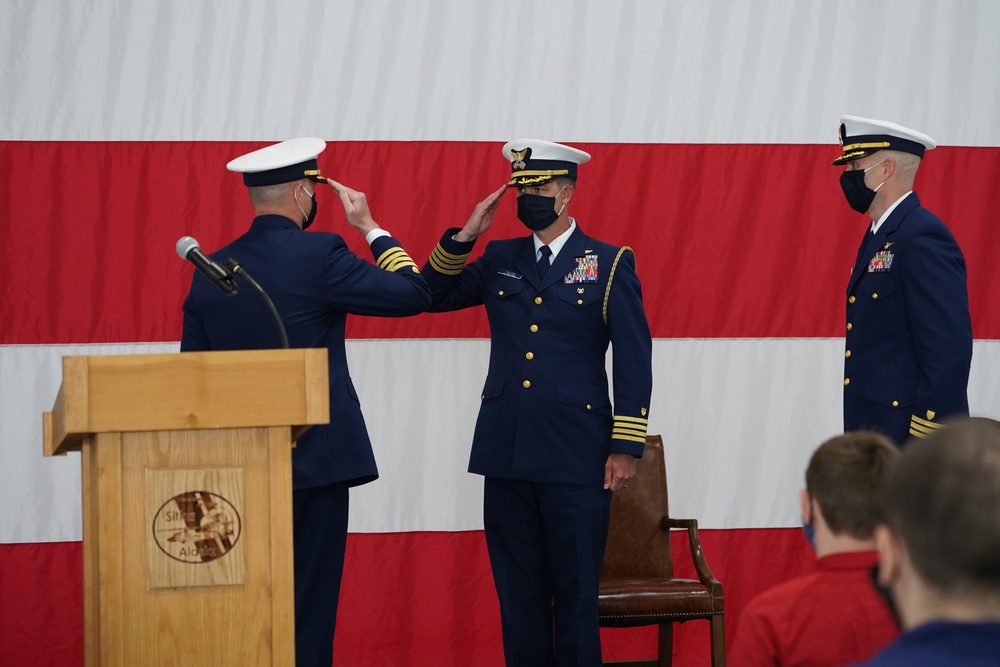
[
  {"x1": 293, "y1": 482, "x2": 350, "y2": 667},
  {"x1": 484, "y1": 477, "x2": 612, "y2": 667}
]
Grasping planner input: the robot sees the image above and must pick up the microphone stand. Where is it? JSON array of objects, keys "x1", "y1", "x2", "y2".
[{"x1": 221, "y1": 258, "x2": 290, "y2": 349}]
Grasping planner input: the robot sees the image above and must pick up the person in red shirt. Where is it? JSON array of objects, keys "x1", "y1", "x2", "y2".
[{"x1": 730, "y1": 432, "x2": 902, "y2": 667}]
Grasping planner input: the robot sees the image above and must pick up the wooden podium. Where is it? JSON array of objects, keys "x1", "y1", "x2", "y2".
[{"x1": 42, "y1": 349, "x2": 329, "y2": 666}]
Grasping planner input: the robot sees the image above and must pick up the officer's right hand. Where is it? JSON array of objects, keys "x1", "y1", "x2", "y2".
[
  {"x1": 327, "y1": 179, "x2": 379, "y2": 236},
  {"x1": 454, "y1": 184, "x2": 507, "y2": 242}
]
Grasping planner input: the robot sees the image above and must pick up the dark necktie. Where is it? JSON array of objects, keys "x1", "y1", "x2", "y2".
[{"x1": 537, "y1": 245, "x2": 552, "y2": 279}]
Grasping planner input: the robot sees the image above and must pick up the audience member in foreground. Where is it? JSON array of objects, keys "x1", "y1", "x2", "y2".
[
  {"x1": 854, "y1": 417, "x2": 1000, "y2": 666},
  {"x1": 731, "y1": 431, "x2": 901, "y2": 667}
]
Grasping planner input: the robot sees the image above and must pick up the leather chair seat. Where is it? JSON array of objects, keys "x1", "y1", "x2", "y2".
[{"x1": 599, "y1": 578, "x2": 716, "y2": 621}]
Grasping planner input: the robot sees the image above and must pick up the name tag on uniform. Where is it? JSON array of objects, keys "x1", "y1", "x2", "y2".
[
  {"x1": 868, "y1": 250, "x2": 894, "y2": 272},
  {"x1": 564, "y1": 254, "x2": 599, "y2": 283},
  {"x1": 498, "y1": 269, "x2": 523, "y2": 280}
]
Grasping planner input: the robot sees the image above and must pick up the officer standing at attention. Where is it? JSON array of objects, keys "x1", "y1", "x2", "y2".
[
  {"x1": 834, "y1": 116, "x2": 972, "y2": 445},
  {"x1": 422, "y1": 139, "x2": 653, "y2": 666},
  {"x1": 181, "y1": 137, "x2": 430, "y2": 666}
]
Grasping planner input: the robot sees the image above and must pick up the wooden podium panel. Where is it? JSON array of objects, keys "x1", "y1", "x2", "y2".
[
  {"x1": 45, "y1": 348, "x2": 329, "y2": 457},
  {"x1": 44, "y1": 349, "x2": 328, "y2": 667}
]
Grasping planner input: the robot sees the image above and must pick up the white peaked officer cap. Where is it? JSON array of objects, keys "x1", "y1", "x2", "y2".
[
  {"x1": 503, "y1": 139, "x2": 591, "y2": 187},
  {"x1": 832, "y1": 116, "x2": 936, "y2": 166},
  {"x1": 226, "y1": 137, "x2": 328, "y2": 186}
]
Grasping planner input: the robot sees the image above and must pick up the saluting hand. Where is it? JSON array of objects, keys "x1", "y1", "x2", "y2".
[
  {"x1": 327, "y1": 179, "x2": 380, "y2": 236},
  {"x1": 454, "y1": 184, "x2": 508, "y2": 242}
]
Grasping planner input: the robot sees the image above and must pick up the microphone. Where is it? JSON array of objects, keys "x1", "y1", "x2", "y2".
[{"x1": 176, "y1": 236, "x2": 238, "y2": 296}]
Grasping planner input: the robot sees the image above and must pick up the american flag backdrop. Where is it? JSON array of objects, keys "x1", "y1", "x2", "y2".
[{"x1": 2, "y1": 1, "x2": 1000, "y2": 664}]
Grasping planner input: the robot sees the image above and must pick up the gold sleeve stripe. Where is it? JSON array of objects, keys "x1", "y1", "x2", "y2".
[
  {"x1": 376, "y1": 252, "x2": 418, "y2": 273},
  {"x1": 432, "y1": 245, "x2": 471, "y2": 263},
  {"x1": 909, "y1": 421, "x2": 935, "y2": 436},
  {"x1": 910, "y1": 414, "x2": 943, "y2": 429},
  {"x1": 429, "y1": 255, "x2": 463, "y2": 275},
  {"x1": 384, "y1": 251, "x2": 418, "y2": 272},
  {"x1": 614, "y1": 421, "x2": 648, "y2": 432},
  {"x1": 429, "y1": 245, "x2": 469, "y2": 275},
  {"x1": 614, "y1": 415, "x2": 648, "y2": 426},
  {"x1": 431, "y1": 253, "x2": 467, "y2": 269},
  {"x1": 611, "y1": 416, "x2": 646, "y2": 442},
  {"x1": 603, "y1": 246, "x2": 633, "y2": 324},
  {"x1": 377, "y1": 247, "x2": 404, "y2": 263},
  {"x1": 909, "y1": 426, "x2": 930, "y2": 438},
  {"x1": 384, "y1": 257, "x2": 418, "y2": 273},
  {"x1": 612, "y1": 432, "x2": 648, "y2": 444},
  {"x1": 389, "y1": 254, "x2": 416, "y2": 271}
]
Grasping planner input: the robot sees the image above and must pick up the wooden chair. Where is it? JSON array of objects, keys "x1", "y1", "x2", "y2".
[{"x1": 599, "y1": 435, "x2": 725, "y2": 666}]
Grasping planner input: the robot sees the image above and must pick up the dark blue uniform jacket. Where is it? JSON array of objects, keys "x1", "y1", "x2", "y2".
[
  {"x1": 844, "y1": 193, "x2": 972, "y2": 444},
  {"x1": 422, "y1": 224, "x2": 653, "y2": 484},
  {"x1": 181, "y1": 215, "x2": 430, "y2": 489}
]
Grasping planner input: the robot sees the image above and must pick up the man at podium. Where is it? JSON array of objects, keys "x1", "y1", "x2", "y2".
[{"x1": 180, "y1": 138, "x2": 430, "y2": 666}]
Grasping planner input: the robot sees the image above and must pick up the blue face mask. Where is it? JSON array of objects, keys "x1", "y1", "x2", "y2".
[
  {"x1": 802, "y1": 521, "x2": 816, "y2": 551},
  {"x1": 801, "y1": 495, "x2": 817, "y2": 550}
]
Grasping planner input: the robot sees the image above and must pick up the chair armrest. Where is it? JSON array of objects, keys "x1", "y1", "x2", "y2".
[{"x1": 661, "y1": 517, "x2": 723, "y2": 598}]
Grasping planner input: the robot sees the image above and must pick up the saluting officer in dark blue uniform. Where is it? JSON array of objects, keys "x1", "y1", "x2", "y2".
[
  {"x1": 834, "y1": 116, "x2": 972, "y2": 445},
  {"x1": 181, "y1": 138, "x2": 430, "y2": 666},
  {"x1": 421, "y1": 140, "x2": 653, "y2": 666}
]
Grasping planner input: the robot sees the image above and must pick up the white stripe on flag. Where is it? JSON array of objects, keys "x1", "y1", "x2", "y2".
[
  {"x1": 5, "y1": 339, "x2": 999, "y2": 542},
  {"x1": 4, "y1": 1, "x2": 1000, "y2": 144}
]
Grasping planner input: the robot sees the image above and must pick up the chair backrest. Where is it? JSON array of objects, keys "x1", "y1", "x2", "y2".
[{"x1": 600, "y1": 435, "x2": 673, "y2": 580}]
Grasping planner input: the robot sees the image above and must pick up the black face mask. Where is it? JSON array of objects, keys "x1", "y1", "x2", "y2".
[
  {"x1": 870, "y1": 566, "x2": 903, "y2": 629},
  {"x1": 840, "y1": 158, "x2": 889, "y2": 216},
  {"x1": 839, "y1": 169, "x2": 877, "y2": 214},
  {"x1": 302, "y1": 196, "x2": 317, "y2": 230},
  {"x1": 517, "y1": 192, "x2": 564, "y2": 231},
  {"x1": 298, "y1": 186, "x2": 318, "y2": 230}
]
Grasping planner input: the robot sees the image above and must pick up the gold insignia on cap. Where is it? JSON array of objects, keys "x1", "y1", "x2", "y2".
[
  {"x1": 837, "y1": 149, "x2": 867, "y2": 162},
  {"x1": 510, "y1": 148, "x2": 529, "y2": 170},
  {"x1": 507, "y1": 170, "x2": 570, "y2": 186},
  {"x1": 841, "y1": 141, "x2": 891, "y2": 153}
]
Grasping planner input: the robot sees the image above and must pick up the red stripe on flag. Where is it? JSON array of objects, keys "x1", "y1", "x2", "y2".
[
  {"x1": 0, "y1": 529, "x2": 814, "y2": 665},
  {"x1": 2, "y1": 141, "x2": 997, "y2": 344}
]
